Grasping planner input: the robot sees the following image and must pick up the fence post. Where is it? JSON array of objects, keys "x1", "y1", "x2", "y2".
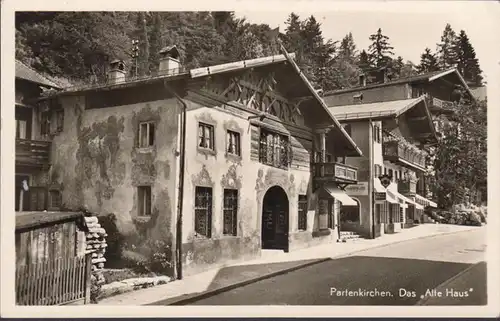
[{"x1": 84, "y1": 254, "x2": 92, "y2": 304}]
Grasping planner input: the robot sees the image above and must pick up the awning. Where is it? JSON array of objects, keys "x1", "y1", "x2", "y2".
[
  {"x1": 323, "y1": 185, "x2": 358, "y2": 206},
  {"x1": 374, "y1": 179, "x2": 398, "y2": 204},
  {"x1": 399, "y1": 194, "x2": 424, "y2": 210},
  {"x1": 415, "y1": 194, "x2": 438, "y2": 208}
]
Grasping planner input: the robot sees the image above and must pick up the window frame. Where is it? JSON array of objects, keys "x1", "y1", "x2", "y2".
[
  {"x1": 226, "y1": 130, "x2": 241, "y2": 157},
  {"x1": 138, "y1": 186, "x2": 152, "y2": 216},
  {"x1": 259, "y1": 128, "x2": 291, "y2": 169},
  {"x1": 298, "y1": 195, "x2": 308, "y2": 231},
  {"x1": 198, "y1": 122, "x2": 215, "y2": 151},
  {"x1": 195, "y1": 186, "x2": 213, "y2": 238},
  {"x1": 223, "y1": 189, "x2": 238, "y2": 236},
  {"x1": 138, "y1": 121, "x2": 156, "y2": 148}
]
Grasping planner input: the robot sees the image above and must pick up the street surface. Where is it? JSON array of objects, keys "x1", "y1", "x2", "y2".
[{"x1": 187, "y1": 228, "x2": 486, "y2": 305}]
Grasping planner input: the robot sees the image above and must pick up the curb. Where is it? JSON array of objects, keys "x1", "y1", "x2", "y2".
[{"x1": 152, "y1": 226, "x2": 480, "y2": 306}]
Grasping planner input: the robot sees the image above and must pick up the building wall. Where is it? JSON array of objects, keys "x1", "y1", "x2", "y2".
[
  {"x1": 49, "y1": 95, "x2": 180, "y2": 250},
  {"x1": 180, "y1": 100, "x2": 338, "y2": 276},
  {"x1": 325, "y1": 84, "x2": 410, "y2": 107},
  {"x1": 342, "y1": 121, "x2": 373, "y2": 237}
]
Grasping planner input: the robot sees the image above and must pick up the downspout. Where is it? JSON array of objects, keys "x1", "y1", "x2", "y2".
[
  {"x1": 369, "y1": 118, "x2": 375, "y2": 239},
  {"x1": 163, "y1": 80, "x2": 187, "y2": 280}
]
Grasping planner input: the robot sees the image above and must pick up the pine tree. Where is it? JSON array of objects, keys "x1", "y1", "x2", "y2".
[
  {"x1": 148, "y1": 12, "x2": 162, "y2": 73},
  {"x1": 358, "y1": 49, "x2": 372, "y2": 73},
  {"x1": 436, "y1": 23, "x2": 458, "y2": 69},
  {"x1": 417, "y1": 48, "x2": 439, "y2": 73},
  {"x1": 136, "y1": 12, "x2": 150, "y2": 76},
  {"x1": 338, "y1": 32, "x2": 357, "y2": 63},
  {"x1": 456, "y1": 30, "x2": 483, "y2": 87},
  {"x1": 368, "y1": 28, "x2": 394, "y2": 68}
]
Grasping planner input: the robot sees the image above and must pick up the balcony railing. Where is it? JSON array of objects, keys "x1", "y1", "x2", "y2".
[
  {"x1": 16, "y1": 139, "x2": 51, "y2": 168},
  {"x1": 313, "y1": 162, "x2": 358, "y2": 183},
  {"x1": 382, "y1": 139, "x2": 426, "y2": 170},
  {"x1": 398, "y1": 179, "x2": 418, "y2": 196}
]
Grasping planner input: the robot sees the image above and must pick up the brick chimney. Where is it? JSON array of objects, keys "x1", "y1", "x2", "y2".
[
  {"x1": 158, "y1": 45, "x2": 181, "y2": 75},
  {"x1": 108, "y1": 59, "x2": 126, "y2": 84}
]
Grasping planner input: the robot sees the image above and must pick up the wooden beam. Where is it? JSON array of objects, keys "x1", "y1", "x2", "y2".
[{"x1": 408, "y1": 116, "x2": 428, "y2": 121}]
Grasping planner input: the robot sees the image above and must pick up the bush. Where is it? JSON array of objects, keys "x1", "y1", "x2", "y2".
[{"x1": 123, "y1": 239, "x2": 173, "y2": 275}]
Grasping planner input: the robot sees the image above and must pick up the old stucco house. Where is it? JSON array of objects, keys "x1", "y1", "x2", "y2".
[
  {"x1": 38, "y1": 46, "x2": 363, "y2": 277},
  {"x1": 322, "y1": 68, "x2": 474, "y2": 238}
]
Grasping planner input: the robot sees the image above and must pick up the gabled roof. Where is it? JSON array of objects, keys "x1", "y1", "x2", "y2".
[
  {"x1": 329, "y1": 96, "x2": 437, "y2": 144},
  {"x1": 324, "y1": 68, "x2": 474, "y2": 99},
  {"x1": 15, "y1": 59, "x2": 61, "y2": 89},
  {"x1": 328, "y1": 97, "x2": 426, "y2": 121}
]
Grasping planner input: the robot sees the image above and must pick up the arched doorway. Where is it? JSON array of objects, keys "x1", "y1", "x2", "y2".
[{"x1": 261, "y1": 186, "x2": 289, "y2": 252}]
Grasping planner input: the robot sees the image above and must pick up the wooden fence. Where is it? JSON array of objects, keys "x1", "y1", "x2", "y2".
[{"x1": 16, "y1": 254, "x2": 91, "y2": 305}]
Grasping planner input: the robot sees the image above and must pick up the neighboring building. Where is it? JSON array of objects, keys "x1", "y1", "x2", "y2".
[
  {"x1": 39, "y1": 47, "x2": 362, "y2": 277},
  {"x1": 323, "y1": 68, "x2": 474, "y2": 238},
  {"x1": 15, "y1": 59, "x2": 63, "y2": 212}
]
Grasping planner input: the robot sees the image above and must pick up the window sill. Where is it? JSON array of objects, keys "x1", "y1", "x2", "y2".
[
  {"x1": 133, "y1": 216, "x2": 151, "y2": 224},
  {"x1": 136, "y1": 146, "x2": 154, "y2": 153},
  {"x1": 197, "y1": 147, "x2": 216, "y2": 156},
  {"x1": 226, "y1": 153, "x2": 242, "y2": 162}
]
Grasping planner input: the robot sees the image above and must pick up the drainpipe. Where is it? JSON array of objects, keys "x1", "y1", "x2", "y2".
[
  {"x1": 163, "y1": 80, "x2": 187, "y2": 280},
  {"x1": 369, "y1": 118, "x2": 375, "y2": 239}
]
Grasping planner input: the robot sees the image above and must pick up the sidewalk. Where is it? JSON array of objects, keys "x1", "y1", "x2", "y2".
[{"x1": 98, "y1": 224, "x2": 482, "y2": 306}]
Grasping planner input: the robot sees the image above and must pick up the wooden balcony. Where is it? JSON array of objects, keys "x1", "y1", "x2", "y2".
[
  {"x1": 313, "y1": 162, "x2": 358, "y2": 184},
  {"x1": 16, "y1": 139, "x2": 51, "y2": 168},
  {"x1": 398, "y1": 179, "x2": 418, "y2": 196},
  {"x1": 383, "y1": 140, "x2": 426, "y2": 171}
]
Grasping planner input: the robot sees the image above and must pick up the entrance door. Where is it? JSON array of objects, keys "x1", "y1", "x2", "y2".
[{"x1": 261, "y1": 186, "x2": 289, "y2": 252}]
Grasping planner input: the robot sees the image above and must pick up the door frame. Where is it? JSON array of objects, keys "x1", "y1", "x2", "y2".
[{"x1": 261, "y1": 185, "x2": 289, "y2": 252}]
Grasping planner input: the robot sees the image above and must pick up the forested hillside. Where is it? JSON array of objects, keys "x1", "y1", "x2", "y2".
[{"x1": 15, "y1": 12, "x2": 484, "y2": 90}]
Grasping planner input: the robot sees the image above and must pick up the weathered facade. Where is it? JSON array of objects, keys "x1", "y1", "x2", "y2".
[
  {"x1": 323, "y1": 68, "x2": 474, "y2": 238},
  {"x1": 41, "y1": 49, "x2": 363, "y2": 277}
]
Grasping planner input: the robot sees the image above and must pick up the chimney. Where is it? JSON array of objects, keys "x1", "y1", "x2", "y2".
[
  {"x1": 108, "y1": 59, "x2": 126, "y2": 84},
  {"x1": 158, "y1": 45, "x2": 181, "y2": 75},
  {"x1": 359, "y1": 74, "x2": 366, "y2": 87}
]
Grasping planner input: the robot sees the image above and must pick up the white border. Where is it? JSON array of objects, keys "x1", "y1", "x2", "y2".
[{"x1": 2, "y1": 0, "x2": 500, "y2": 318}]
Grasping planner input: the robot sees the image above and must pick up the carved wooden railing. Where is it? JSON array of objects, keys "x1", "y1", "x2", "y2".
[
  {"x1": 313, "y1": 162, "x2": 358, "y2": 183},
  {"x1": 16, "y1": 139, "x2": 51, "y2": 167}
]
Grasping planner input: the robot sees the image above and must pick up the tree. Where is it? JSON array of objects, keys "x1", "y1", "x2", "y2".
[
  {"x1": 148, "y1": 12, "x2": 163, "y2": 73},
  {"x1": 358, "y1": 49, "x2": 372, "y2": 73},
  {"x1": 368, "y1": 28, "x2": 394, "y2": 68},
  {"x1": 455, "y1": 30, "x2": 483, "y2": 87},
  {"x1": 436, "y1": 23, "x2": 459, "y2": 69},
  {"x1": 433, "y1": 94, "x2": 487, "y2": 208},
  {"x1": 338, "y1": 32, "x2": 357, "y2": 63},
  {"x1": 417, "y1": 48, "x2": 439, "y2": 73},
  {"x1": 135, "y1": 12, "x2": 150, "y2": 76}
]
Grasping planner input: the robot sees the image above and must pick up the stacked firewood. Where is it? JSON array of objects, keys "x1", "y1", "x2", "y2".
[{"x1": 84, "y1": 216, "x2": 108, "y2": 289}]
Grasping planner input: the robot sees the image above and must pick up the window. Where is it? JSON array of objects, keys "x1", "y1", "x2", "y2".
[
  {"x1": 226, "y1": 130, "x2": 241, "y2": 156},
  {"x1": 384, "y1": 167, "x2": 387, "y2": 175},
  {"x1": 353, "y1": 93, "x2": 363, "y2": 103},
  {"x1": 388, "y1": 169, "x2": 393, "y2": 180},
  {"x1": 298, "y1": 195, "x2": 308, "y2": 231},
  {"x1": 55, "y1": 110, "x2": 64, "y2": 132},
  {"x1": 138, "y1": 186, "x2": 152, "y2": 216},
  {"x1": 195, "y1": 187, "x2": 212, "y2": 237},
  {"x1": 223, "y1": 189, "x2": 238, "y2": 236},
  {"x1": 198, "y1": 123, "x2": 215, "y2": 150},
  {"x1": 259, "y1": 129, "x2": 291, "y2": 168},
  {"x1": 326, "y1": 154, "x2": 333, "y2": 163},
  {"x1": 373, "y1": 125, "x2": 381, "y2": 143},
  {"x1": 374, "y1": 164, "x2": 382, "y2": 177},
  {"x1": 49, "y1": 190, "x2": 62, "y2": 209},
  {"x1": 16, "y1": 119, "x2": 27, "y2": 139},
  {"x1": 41, "y1": 112, "x2": 50, "y2": 136},
  {"x1": 394, "y1": 171, "x2": 398, "y2": 181},
  {"x1": 139, "y1": 122, "x2": 155, "y2": 147}
]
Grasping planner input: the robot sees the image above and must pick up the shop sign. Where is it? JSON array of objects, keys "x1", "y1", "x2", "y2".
[
  {"x1": 374, "y1": 192, "x2": 387, "y2": 201},
  {"x1": 344, "y1": 182, "x2": 368, "y2": 196}
]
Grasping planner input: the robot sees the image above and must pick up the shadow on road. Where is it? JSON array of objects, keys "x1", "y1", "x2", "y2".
[{"x1": 151, "y1": 255, "x2": 487, "y2": 306}]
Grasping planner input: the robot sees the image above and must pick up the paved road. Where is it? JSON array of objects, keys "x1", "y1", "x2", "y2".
[{"x1": 188, "y1": 228, "x2": 487, "y2": 305}]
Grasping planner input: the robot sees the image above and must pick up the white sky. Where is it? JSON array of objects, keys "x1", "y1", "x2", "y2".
[{"x1": 235, "y1": 2, "x2": 499, "y2": 82}]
